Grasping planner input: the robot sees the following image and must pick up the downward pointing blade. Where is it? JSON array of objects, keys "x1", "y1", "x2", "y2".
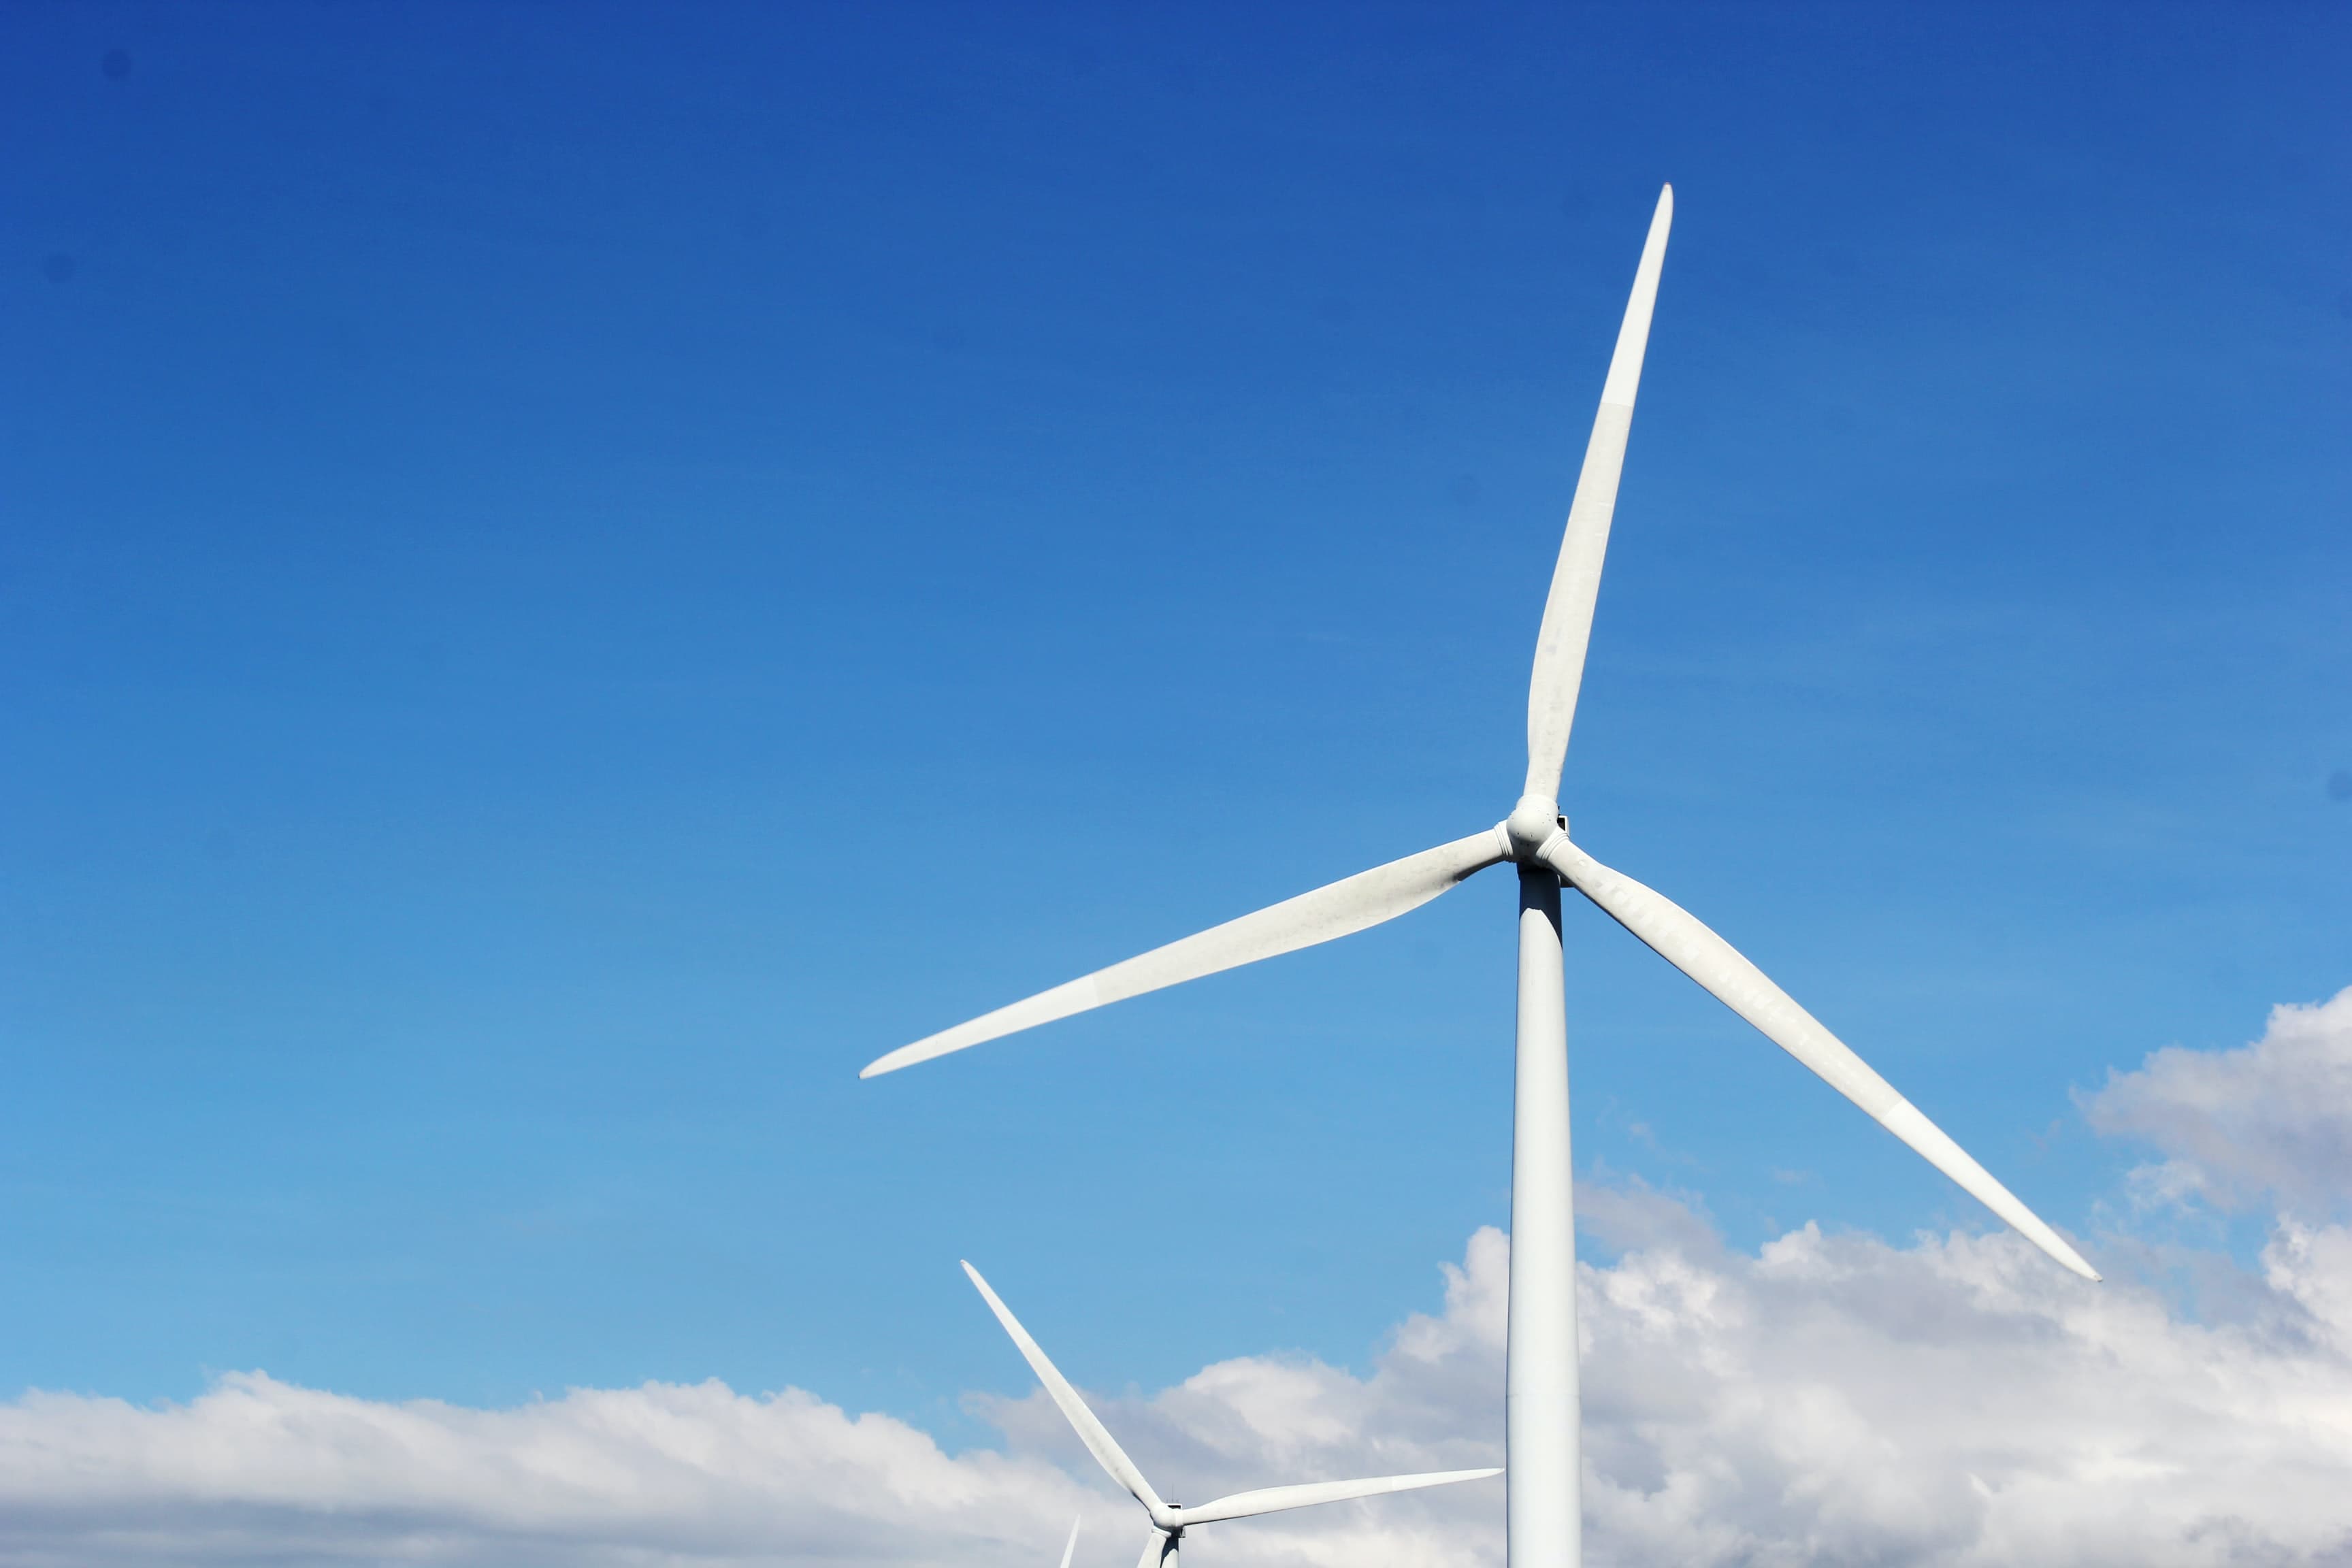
[
  {"x1": 1539, "y1": 838, "x2": 2101, "y2": 1281},
  {"x1": 1133, "y1": 1531, "x2": 1168, "y2": 1568},
  {"x1": 862, "y1": 830, "x2": 1509, "y2": 1077},
  {"x1": 1523, "y1": 185, "x2": 1673, "y2": 806},
  {"x1": 962, "y1": 1262, "x2": 1171, "y2": 1522},
  {"x1": 1173, "y1": 1468, "x2": 1502, "y2": 1526}
]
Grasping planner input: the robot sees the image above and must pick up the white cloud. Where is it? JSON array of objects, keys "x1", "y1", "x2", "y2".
[
  {"x1": 2084, "y1": 985, "x2": 2352, "y2": 1213},
  {"x1": 8, "y1": 992, "x2": 2352, "y2": 1566},
  {"x1": 0, "y1": 1374, "x2": 1097, "y2": 1568}
]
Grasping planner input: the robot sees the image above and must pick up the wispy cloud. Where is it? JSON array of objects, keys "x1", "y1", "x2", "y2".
[
  {"x1": 2083, "y1": 987, "x2": 2352, "y2": 1215},
  {"x1": 6, "y1": 990, "x2": 2351, "y2": 1566}
]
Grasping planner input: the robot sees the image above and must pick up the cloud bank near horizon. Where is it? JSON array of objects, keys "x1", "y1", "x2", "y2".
[{"x1": 4, "y1": 990, "x2": 2349, "y2": 1568}]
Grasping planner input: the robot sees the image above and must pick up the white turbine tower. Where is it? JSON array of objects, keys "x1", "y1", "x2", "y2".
[
  {"x1": 964, "y1": 1261, "x2": 1500, "y2": 1568},
  {"x1": 866, "y1": 186, "x2": 2100, "y2": 1568}
]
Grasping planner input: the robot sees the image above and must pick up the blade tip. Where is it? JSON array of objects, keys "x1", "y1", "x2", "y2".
[
  {"x1": 860, "y1": 1041, "x2": 932, "y2": 1078},
  {"x1": 2040, "y1": 1237, "x2": 2100, "y2": 1281},
  {"x1": 2046, "y1": 1235, "x2": 2102, "y2": 1281}
]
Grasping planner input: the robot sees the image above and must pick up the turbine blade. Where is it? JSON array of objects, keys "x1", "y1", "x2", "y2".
[
  {"x1": 1539, "y1": 838, "x2": 2101, "y2": 1282},
  {"x1": 1523, "y1": 184, "x2": 1673, "y2": 806},
  {"x1": 1058, "y1": 1518, "x2": 1081, "y2": 1568},
  {"x1": 1133, "y1": 1529, "x2": 1167, "y2": 1568},
  {"x1": 1174, "y1": 1468, "x2": 1502, "y2": 1527},
  {"x1": 863, "y1": 830, "x2": 1509, "y2": 1077},
  {"x1": 962, "y1": 1262, "x2": 1171, "y2": 1521}
]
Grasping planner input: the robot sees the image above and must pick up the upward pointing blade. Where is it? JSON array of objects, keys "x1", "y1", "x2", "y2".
[
  {"x1": 1523, "y1": 184, "x2": 1673, "y2": 806},
  {"x1": 862, "y1": 830, "x2": 1508, "y2": 1078},
  {"x1": 1539, "y1": 837, "x2": 2101, "y2": 1281},
  {"x1": 1058, "y1": 1518, "x2": 1081, "y2": 1568},
  {"x1": 962, "y1": 1262, "x2": 1172, "y2": 1524}
]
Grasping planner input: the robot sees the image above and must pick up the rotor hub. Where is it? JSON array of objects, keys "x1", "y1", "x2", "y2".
[{"x1": 1506, "y1": 795, "x2": 1565, "y2": 860}]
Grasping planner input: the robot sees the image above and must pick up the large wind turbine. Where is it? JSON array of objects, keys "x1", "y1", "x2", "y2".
[
  {"x1": 864, "y1": 186, "x2": 2099, "y2": 1568},
  {"x1": 964, "y1": 1262, "x2": 1499, "y2": 1568}
]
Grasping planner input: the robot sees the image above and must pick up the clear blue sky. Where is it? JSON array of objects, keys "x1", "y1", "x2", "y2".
[{"x1": 3, "y1": 2, "x2": 2346, "y2": 1443}]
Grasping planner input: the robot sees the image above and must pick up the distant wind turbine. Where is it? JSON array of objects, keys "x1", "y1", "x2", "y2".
[
  {"x1": 964, "y1": 1261, "x2": 1499, "y2": 1568},
  {"x1": 866, "y1": 186, "x2": 2098, "y2": 1568}
]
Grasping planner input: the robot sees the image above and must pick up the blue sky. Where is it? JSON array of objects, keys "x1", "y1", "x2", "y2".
[{"x1": 3, "y1": 0, "x2": 2347, "y2": 1451}]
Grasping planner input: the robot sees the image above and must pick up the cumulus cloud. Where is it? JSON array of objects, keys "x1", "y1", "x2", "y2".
[
  {"x1": 7, "y1": 992, "x2": 2352, "y2": 1566},
  {"x1": 2084, "y1": 986, "x2": 2352, "y2": 1213},
  {"x1": 11, "y1": 1217, "x2": 2352, "y2": 1567},
  {"x1": 0, "y1": 1375, "x2": 1098, "y2": 1568}
]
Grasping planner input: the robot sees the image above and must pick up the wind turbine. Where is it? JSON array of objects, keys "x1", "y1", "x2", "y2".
[
  {"x1": 865, "y1": 186, "x2": 2100, "y2": 1568},
  {"x1": 1055, "y1": 1516, "x2": 1081, "y2": 1568},
  {"x1": 964, "y1": 1261, "x2": 1500, "y2": 1568}
]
